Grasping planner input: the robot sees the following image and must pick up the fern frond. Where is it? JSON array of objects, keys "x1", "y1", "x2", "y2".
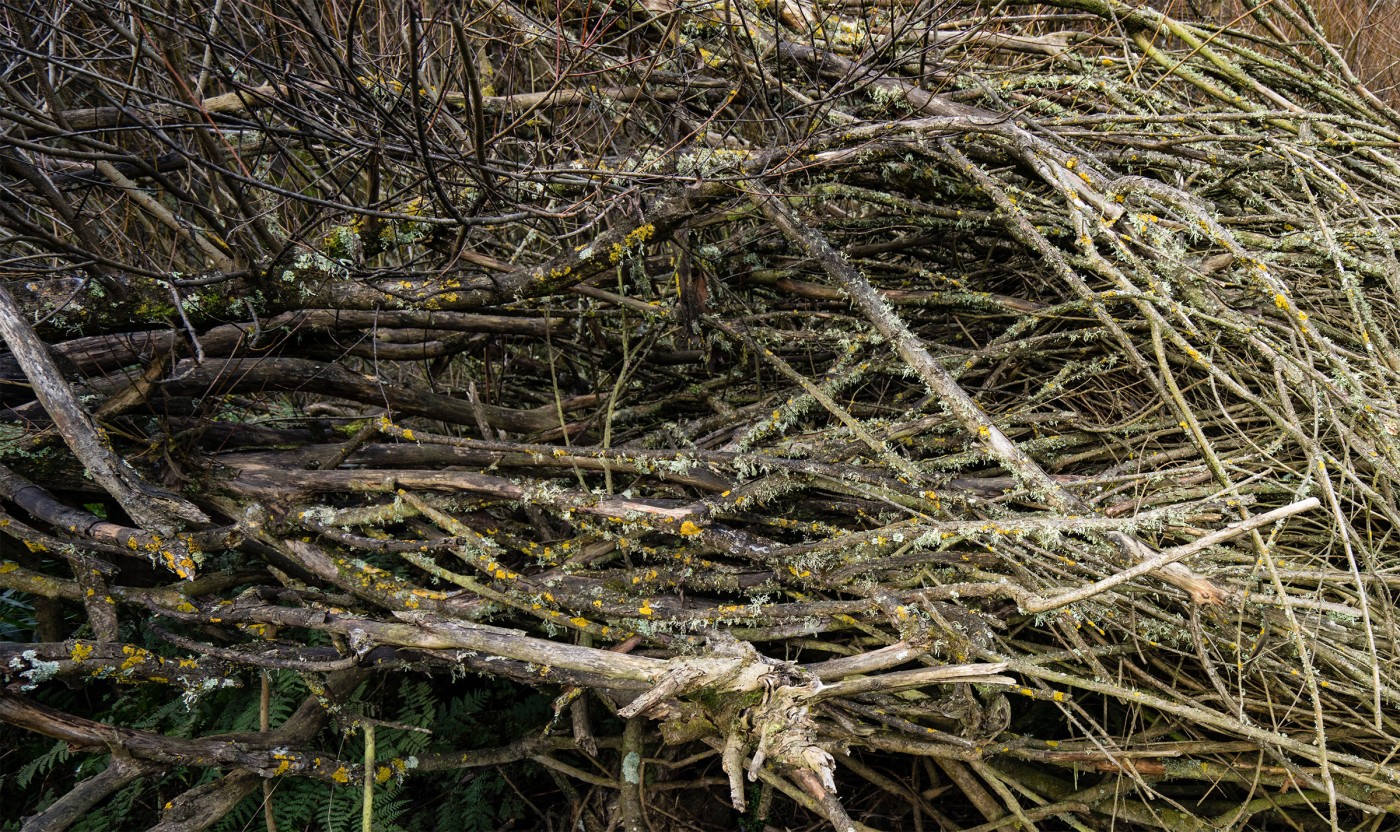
[
  {"x1": 70, "y1": 776, "x2": 144, "y2": 832},
  {"x1": 15, "y1": 741, "x2": 69, "y2": 789}
]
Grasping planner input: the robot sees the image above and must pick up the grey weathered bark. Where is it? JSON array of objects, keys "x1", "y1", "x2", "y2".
[{"x1": 0, "y1": 281, "x2": 208, "y2": 547}]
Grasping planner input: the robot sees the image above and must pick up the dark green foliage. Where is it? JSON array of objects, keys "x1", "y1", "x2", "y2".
[
  {"x1": 0, "y1": 588, "x2": 32, "y2": 640},
  {"x1": 71, "y1": 780, "x2": 144, "y2": 832},
  {"x1": 11, "y1": 738, "x2": 71, "y2": 791},
  {"x1": 3, "y1": 669, "x2": 552, "y2": 831},
  {"x1": 433, "y1": 771, "x2": 517, "y2": 832}
]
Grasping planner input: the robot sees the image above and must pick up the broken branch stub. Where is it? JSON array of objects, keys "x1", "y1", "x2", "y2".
[{"x1": 0, "y1": 283, "x2": 206, "y2": 572}]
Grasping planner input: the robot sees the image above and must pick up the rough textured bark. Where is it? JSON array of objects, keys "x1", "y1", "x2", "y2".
[{"x1": 3, "y1": 1, "x2": 1400, "y2": 829}]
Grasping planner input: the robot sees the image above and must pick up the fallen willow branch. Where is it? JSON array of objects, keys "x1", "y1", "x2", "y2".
[
  {"x1": 1019, "y1": 496, "x2": 1322, "y2": 613},
  {"x1": 4, "y1": 0, "x2": 1400, "y2": 829}
]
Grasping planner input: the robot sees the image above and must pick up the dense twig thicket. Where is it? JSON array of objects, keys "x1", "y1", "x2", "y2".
[{"x1": 3, "y1": 0, "x2": 1400, "y2": 829}]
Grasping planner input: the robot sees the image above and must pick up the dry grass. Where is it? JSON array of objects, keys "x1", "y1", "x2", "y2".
[
  {"x1": 1165, "y1": 0, "x2": 1400, "y2": 100},
  {"x1": 1310, "y1": 0, "x2": 1400, "y2": 99}
]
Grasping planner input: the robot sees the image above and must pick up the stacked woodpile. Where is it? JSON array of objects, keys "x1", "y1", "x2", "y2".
[{"x1": 2, "y1": 1, "x2": 1400, "y2": 828}]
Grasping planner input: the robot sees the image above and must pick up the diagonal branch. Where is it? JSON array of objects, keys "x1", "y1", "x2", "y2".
[
  {"x1": 0, "y1": 282, "x2": 208, "y2": 543},
  {"x1": 746, "y1": 180, "x2": 1227, "y2": 605}
]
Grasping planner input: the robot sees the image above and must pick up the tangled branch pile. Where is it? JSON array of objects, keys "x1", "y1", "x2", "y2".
[{"x1": 4, "y1": 0, "x2": 1400, "y2": 829}]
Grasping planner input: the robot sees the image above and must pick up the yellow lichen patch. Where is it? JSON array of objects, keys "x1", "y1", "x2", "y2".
[
  {"x1": 70, "y1": 642, "x2": 94, "y2": 662},
  {"x1": 0, "y1": 561, "x2": 16, "y2": 573},
  {"x1": 330, "y1": 766, "x2": 351, "y2": 784},
  {"x1": 678, "y1": 521, "x2": 702, "y2": 536},
  {"x1": 375, "y1": 766, "x2": 393, "y2": 784},
  {"x1": 161, "y1": 549, "x2": 198, "y2": 580},
  {"x1": 609, "y1": 223, "x2": 657, "y2": 263},
  {"x1": 483, "y1": 561, "x2": 518, "y2": 580},
  {"x1": 119, "y1": 645, "x2": 154, "y2": 672},
  {"x1": 638, "y1": 600, "x2": 655, "y2": 616}
]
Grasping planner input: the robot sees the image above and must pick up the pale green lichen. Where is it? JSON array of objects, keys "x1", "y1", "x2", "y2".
[
  {"x1": 10, "y1": 650, "x2": 61, "y2": 690},
  {"x1": 622, "y1": 751, "x2": 642, "y2": 784}
]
